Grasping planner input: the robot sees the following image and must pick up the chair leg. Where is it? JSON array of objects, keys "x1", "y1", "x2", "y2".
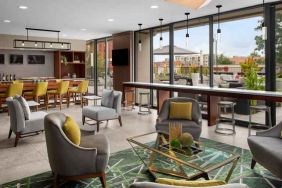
[
  {"x1": 53, "y1": 173, "x2": 59, "y2": 188},
  {"x1": 97, "y1": 121, "x2": 100, "y2": 132},
  {"x1": 45, "y1": 95, "x2": 47, "y2": 111},
  {"x1": 251, "y1": 158, "x2": 257, "y2": 169},
  {"x1": 80, "y1": 93, "x2": 83, "y2": 107},
  {"x1": 59, "y1": 95, "x2": 62, "y2": 110},
  {"x1": 99, "y1": 172, "x2": 106, "y2": 188},
  {"x1": 46, "y1": 94, "x2": 49, "y2": 111},
  {"x1": 118, "y1": 116, "x2": 122, "y2": 127},
  {"x1": 14, "y1": 133, "x2": 20, "y2": 147},
  {"x1": 54, "y1": 95, "x2": 57, "y2": 108},
  {"x1": 8, "y1": 129, "x2": 12, "y2": 139},
  {"x1": 67, "y1": 93, "x2": 70, "y2": 108},
  {"x1": 35, "y1": 96, "x2": 39, "y2": 111},
  {"x1": 82, "y1": 116, "x2": 85, "y2": 125}
]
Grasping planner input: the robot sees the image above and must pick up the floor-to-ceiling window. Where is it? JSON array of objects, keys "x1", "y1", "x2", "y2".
[
  {"x1": 97, "y1": 39, "x2": 106, "y2": 96},
  {"x1": 173, "y1": 19, "x2": 210, "y2": 87},
  {"x1": 106, "y1": 39, "x2": 113, "y2": 89},
  {"x1": 153, "y1": 26, "x2": 170, "y2": 106},
  {"x1": 275, "y1": 5, "x2": 282, "y2": 122},
  {"x1": 86, "y1": 41, "x2": 95, "y2": 94},
  {"x1": 213, "y1": 11, "x2": 267, "y2": 124}
]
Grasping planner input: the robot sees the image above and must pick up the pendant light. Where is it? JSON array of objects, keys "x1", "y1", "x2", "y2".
[
  {"x1": 159, "y1": 18, "x2": 164, "y2": 49},
  {"x1": 138, "y1": 23, "x2": 142, "y2": 52},
  {"x1": 216, "y1": 5, "x2": 222, "y2": 43},
  {"x1": 262, "y1": 0, "x2": 267, "y2": 40},
  {"x1": 185, "y1": 12, "x2": 190, "y2": 47}
]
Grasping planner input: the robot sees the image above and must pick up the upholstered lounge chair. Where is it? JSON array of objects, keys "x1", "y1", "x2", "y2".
[
  {"x1": 155, "y1": 97, "x2": 202, "y2": 141},
  {"x1": 82, "y1": 90, "x2": 122, "y2": 132},
  {"x1": 248, "y1": 122, "x2": 282, "y2": 179},
  {"x1": 6, "y1": 97, "x2": 47, "y2": 147},
  {"x1": 44, "y1": 112, "x2": 110, "y2": 187}
]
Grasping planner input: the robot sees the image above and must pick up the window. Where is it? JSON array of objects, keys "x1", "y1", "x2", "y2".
[
  {"x1": 106, "y1": 39, "x2": 113, "y2": 89},
  {"x1": 97, "y1": 39, "x2": 106, "y2": 96},
  {"x1": 86, "y1": 41, "x2": 95, "y2": 94}
]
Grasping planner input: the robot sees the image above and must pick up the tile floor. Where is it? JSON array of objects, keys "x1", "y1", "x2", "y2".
[{"x1": 0, "y1": 104, "x2": 252, "y2": 184}]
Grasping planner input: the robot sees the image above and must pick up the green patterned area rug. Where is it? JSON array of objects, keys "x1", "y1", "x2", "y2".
[{"x1": 2, "y1": 138, "x2": 282, "y2": 188}]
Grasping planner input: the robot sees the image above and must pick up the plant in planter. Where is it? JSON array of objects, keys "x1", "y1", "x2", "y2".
[
  {"x1": 189, "y1": 64, "x2": 200, "y2": 86},
  {"x1": 61, "y1": 56, "x2": 68, "y2": 66},
  {"x1": 240, "y1": 58, "x2": 265, "y2": 106}
]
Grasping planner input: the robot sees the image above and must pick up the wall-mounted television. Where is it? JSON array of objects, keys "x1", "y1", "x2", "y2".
[{"x1": 112, "y1": 49, "x2": 128, "y2": 66}]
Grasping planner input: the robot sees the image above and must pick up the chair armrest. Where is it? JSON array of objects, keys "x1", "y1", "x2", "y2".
[{"x1": 256, "y1": 122, "x2": 282, "y2": 138}]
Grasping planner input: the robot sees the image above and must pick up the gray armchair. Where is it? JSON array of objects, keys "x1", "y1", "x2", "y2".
[
  {"x1": 129, "y1": 182, "x2": 248, "y2": 188},
  {"x1": 248, "y1": 122, "x2": 282, "y2": 179},
  {"x1": 156, "y1": 97, "x2": 202, "y2": 141},
  {"x1": 6, "y1": 97, "x2": 47, "y2": 147},
  {"x1": 44, "y1": 112, "x2": 110, "y2": 188},
  {"x1": 82, "y1": 90, "x2": 122, "y2": 132}
]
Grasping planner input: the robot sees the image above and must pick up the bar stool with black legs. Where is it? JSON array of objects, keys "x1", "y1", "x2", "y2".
[
  {"x1": 248, "y1": 104, "x2": 272, "y2": 136},
  {"x1": 138, "y1": 91, "x2": 151, "y2": 115},
  {"x1": 215, "y1": 101, "x2": 236, "y2": 135}
]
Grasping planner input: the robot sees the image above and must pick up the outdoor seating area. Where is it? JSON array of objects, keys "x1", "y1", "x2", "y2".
[{"x1": 0, "y1": 0, "x2": 282, "y2": 188}]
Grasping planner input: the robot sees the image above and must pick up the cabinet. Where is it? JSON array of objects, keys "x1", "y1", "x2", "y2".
[{"x1": 54, "y1": 51, "x2": 86, "y2": 78}]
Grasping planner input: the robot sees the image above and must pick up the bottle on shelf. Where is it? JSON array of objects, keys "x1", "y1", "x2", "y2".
[
  {"x1": 5, "y1": 75, "x2": 8, "y2": 82},
  {"x1": 13, "y1": 74, "x2": 16, "y2": 81},
  {"x1": 10, "y1": 74, "x2": 13, "y2": 81},
  {"x1": 2, "y1": 74, "x2": 6, "y2": 81}
]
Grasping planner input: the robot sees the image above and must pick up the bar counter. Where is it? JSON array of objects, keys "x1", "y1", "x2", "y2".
[{"x1": 123, "y1": 82, "x2": 282, "y2": 126}]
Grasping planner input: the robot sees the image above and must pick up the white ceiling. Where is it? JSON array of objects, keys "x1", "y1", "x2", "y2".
[{"x1": 0, "y1": 0, "x2": 280, "y2": 40}]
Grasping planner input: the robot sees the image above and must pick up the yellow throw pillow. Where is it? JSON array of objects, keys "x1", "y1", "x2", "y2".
[
  {"x1": 169, "y1": 102, "x2": 192, "y2": 120},
  {"x1": 156, "y1": 178, "x2": 225, "y2": 187},
  {"x1": 63, "y1": 116, "x2": 81, "y2": 145}
]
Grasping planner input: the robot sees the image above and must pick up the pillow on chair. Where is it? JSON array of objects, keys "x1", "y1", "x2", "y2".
[
  {"x1": 101, "y1": 90, "x2": 114, "y2": 108},
  {"x1": 63, "y1": 116, "x2": 81, "y2": 145},
  {"x1": 169, "y1": 102, "x2": 192, "y2": 120},
  {"x1": 14, "y1": 95, "x2": 31, "y2": 120}
]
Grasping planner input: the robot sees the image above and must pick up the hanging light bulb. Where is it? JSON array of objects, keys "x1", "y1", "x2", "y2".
[
  {"x1": 34, "y1": 42, "x2": 38, "y2": 47},
  {"x1": 61, "y1": 43, "x2": 64, "y2": 48},
  {"x1": 216, "y1": 5, "x2": 222, "y2": 43},
  {"x1": 159, "y1": 18, "x2": 164, "y2": 49},
  {"x1": 185, "y1": 12, "x2": 190, "y2": 48},
  {"x1": 21, "y1": 41, "x2": 25, "y2": 46},
  {"x1": 138, "y1": 23, "x2": 142, "y2": 52},
  {"x1": 50, "y1": 43, "x2": 53, "y2": 48},
  {"x1": 262, "y1": 0, "x2": 267, "y2": 40}
]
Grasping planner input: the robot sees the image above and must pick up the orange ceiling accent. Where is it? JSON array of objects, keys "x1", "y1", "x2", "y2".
[{"x1": 165, "y1": 0, "x2": 212, "y2": 9}]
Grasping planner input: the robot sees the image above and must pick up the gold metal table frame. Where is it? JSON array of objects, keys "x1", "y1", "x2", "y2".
[{"x1": 127, "y1": 132, "x2": 240, "y2": 182}]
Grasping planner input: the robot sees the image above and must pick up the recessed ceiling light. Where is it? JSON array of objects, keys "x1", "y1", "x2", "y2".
[
  {"x1": 150, "y1": 5, "x2": 159, "y2": 9},
  {"x1": 107, "y1": 18, "x2": 114, "y2": 22},
  {"x1": 18, "y1": 5, "x2": 28, "y2": 10},
  {"x1": 3, "y1": 20, "x2": 11, "y2": 23},
  {"x1": 80, "y1": 28, "x2": 87, "y2": 31}
]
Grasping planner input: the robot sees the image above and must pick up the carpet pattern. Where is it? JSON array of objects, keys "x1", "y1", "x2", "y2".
[{"x1": 2, "y1": 138, "x2": 282, "y2": 188}]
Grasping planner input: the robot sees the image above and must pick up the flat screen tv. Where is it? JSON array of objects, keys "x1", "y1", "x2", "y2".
[{"x1": 112, "y1": 49, "x2": 128, "y2": 66}]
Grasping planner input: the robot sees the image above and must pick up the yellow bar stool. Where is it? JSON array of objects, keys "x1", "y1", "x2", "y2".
[
  {"x1": 69, "y1": 80, "x2": 89, "y2": 107},
  {"x1": 0, "y1": 83, "x2": 24, "y2": 110},
  {"x1": 23, "y1": 82, "x2": 48, "y2": 111},
  {"x1": 47, "y1": 81, "x2": 70, "y2": 110}
]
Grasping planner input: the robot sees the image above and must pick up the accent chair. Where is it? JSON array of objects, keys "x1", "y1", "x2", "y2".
[
  {"x1": 44, "y1": 112, "x2": 110, "y2": 188},
  {"x1": 6, "y1": 97, "x2": 47, "y2": 147},
  {"x1": 82, "y1": 90, "x2": 122, "y2": 132},
  {"x1": 155, "y1": 97, "x2": 202, "y2": 141},
  {"x1": 248, "y1": 122, "x2": 282, "y2": 179}
]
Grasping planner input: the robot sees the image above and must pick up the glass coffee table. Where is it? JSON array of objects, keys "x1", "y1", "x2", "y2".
[{"x1": 127, "y1": 132, "x2": 240, "y2": 182}]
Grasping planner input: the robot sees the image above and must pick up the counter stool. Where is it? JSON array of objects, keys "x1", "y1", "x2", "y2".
[
  {"x1": 248, "y1": 105, "x2": 272, "y2": 136},
  {"x1": 138, "y1": 91, "x2": 151, "y2": 115},
  {"x1": 123, "y1": 89, "x2": 135, "y2": 111},
  {"x1": 215, "y1": 101, "x2": 236, "y2": 135}
]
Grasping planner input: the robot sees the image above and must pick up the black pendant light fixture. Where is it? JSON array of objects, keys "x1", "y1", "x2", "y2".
[
  {"x1": 14, "y1": 28, "x2": 71, "y2": 50},
  {"x1": 138, "y1": 23, "x2": 142, "y2": 52},
  {"x1": 159, "y1": 18, "x2": 164, "y2": 49},
  {"x1": 185, "y1": 12, "x2": 190, "y2": 47},
  {"x1": 216, "y1": 5, "x2": 222, "y2": 42},
  {"x1": 262, "y1": 0, "x2": 267, "y2": 40}
]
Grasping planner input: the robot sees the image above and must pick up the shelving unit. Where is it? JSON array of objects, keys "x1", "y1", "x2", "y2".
[{"x1": 54, "y1": 51, "x2": 86, "y2": 78}]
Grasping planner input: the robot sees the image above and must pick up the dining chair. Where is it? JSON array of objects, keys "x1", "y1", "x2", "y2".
[
  {"x1": 23, "y1": 82, "x2": 48, "y2": 111},
  {"x1": 69, "y1": 80, "x2": 89, "y2": 107}
]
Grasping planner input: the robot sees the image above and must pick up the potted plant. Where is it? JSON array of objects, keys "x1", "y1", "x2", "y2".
[
  {"x1": 61, "y1": 56, "x2": 68, "y2": 66},
  {"x1": 189, "y1": 64, "x2": 200, "y2": 86}
]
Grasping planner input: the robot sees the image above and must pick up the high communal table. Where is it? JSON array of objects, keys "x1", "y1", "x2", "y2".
[{"x1": 123, "y1": 82, "x2": 282, "y2": 126}]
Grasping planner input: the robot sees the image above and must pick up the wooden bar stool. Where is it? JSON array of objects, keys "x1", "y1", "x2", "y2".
[
  {"x1": 215, "y1": 101, "x2": 236, "y2": 135},
  {"x1": 47, "y1": 81, "x2": 70, "y2": 110},
  {"x1": 0, "y1": 83, "x2": 23, "y2": 111},
  {"x1": 23, "y1": 82, "x2": 48, "y2": 111},
  {"x1": 69, "y1": 80, "x2": 89, "y2": 107}
]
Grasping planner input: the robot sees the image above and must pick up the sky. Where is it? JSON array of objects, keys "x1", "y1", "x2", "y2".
[{"x1": 152, "y1": 16, "x2": 263, "y2": 61}]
